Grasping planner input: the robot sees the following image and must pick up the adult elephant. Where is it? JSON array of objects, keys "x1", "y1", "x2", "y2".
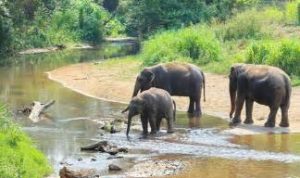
[
  {"x1": 132, "y1": 63, "x2": 205, "y2": 116},
  {"x1": 229, "y1": 64, "x2": 292, "y2": 127}
]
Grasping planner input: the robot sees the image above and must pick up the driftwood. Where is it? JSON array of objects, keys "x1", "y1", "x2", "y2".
[
  {"x1": 28, "y1": 100, "x2": 55, "y2": 123},
  {"x1": 80, "y1": 141, "x2": 128, "y2": 155}
]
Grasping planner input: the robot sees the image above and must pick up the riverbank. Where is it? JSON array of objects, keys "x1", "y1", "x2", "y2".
[
  {"x1": 0, "y1": 103, "x2": 51, "y2": 177},
  {"x1": 48, "y1": 56, "x2": 300, "y2": 134}
]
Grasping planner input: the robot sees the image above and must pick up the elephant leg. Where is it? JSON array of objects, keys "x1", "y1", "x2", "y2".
[
  {"x1": 149, "y1": 115, "x2": 157, "y2": 135},
  {"x1": 279, "y1": 105, "x2": 289, "y2": 127},
  {"x1": 264, "y1": 106, "x2": 279, "y2": 128},
  {"x1": 140, "y1": 116, "x2": 148, "y2": 136},
  {"x1": 194, "y1": 97, "x2": 202, "y2": 117},
  {"x1": 229, "y1": 92, "x2": 245, "y2": 126},
  {"x1": 188, "y1": 96, "x2": 194, "y2": 114},
  {"x1": 244, "y1": 99, "x2": 254, "y2": 124},
  {"x1": 166, "y1": 111, "x2": 174, "y2": 133},
  {"x1": 156, "y1": 117, "x2": 162, "y2": 131}
]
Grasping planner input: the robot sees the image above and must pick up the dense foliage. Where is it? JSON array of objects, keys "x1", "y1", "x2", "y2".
[
  {"x1": 0, "y1": 0, "x2": 124, "y2": 55},
  {"x1": 139, "y1": 1, "x2": 300, "y2": 83},
  {"x1": 0, "y1": 0, "x2": 266, "y2": 55},
  {"x1": 142, "y1": 26, "x2": 221, "y2": 66},
  {"x1": 0, "y1": 103, "x2": 51, "y2": 178}
]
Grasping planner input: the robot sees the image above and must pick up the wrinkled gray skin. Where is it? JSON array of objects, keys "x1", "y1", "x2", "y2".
[
  {"x1": 229, "y1": 64, "x2": 292, "y2": 127},
  {"x1": 132, "y1": 63, "x2": 205, "y2": 116},
  {"x1": 122, "y1": 87, "x2": 176, "y2": 137}
]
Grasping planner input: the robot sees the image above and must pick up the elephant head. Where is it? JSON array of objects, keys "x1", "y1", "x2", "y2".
[
  {"x1": 132, "y1": 69, "x2": 155, "y2": 97},
  {"x1": 122, "y1": 97, "x2": 145, "y2": 136},
  {"x1": 229, "y1": 64, "x2": 245, "y2": 118}
]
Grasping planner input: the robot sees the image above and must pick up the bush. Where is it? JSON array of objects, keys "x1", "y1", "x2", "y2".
[
  {"x1": 285, "y1": 0, "x2": 300, "y2": 25},
  {"x1": 141, "y1": 25, "x2": 221, "y2": 66},
  {"x1": 0, "y1": 103, "x2": 51, "y2": 178},
  {"x1": 246, "y1": 39, "x2": 300, "y2": 76},
  {"x1": 217, "y1": 7, "x2": 284, "y2": 41}
]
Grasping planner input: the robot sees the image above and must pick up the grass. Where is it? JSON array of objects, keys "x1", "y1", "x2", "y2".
[
  {"x1": 0, "y1": 103, "x2": 51, "y2": 178},
  {"x1": 136, "y1": 3, "x2": 300, "y2": 86}
]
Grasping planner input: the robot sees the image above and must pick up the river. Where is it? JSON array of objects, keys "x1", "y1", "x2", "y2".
[{"x1": 0, "y1": 43, "x2": 300, "y2": 177}]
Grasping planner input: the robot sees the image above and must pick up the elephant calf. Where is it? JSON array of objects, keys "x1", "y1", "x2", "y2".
[
  {"x1": 131, "y1": 63, "x2": 205, "y2": 116},
  {"x1": 229, "y1": 64, "x2": 292, "y2": 127},
  {"x1": 122, "y1": 87, "x2": 176, "y2": 137}
]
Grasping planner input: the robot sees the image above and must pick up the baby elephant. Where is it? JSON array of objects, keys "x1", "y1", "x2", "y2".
[{"x1": 122, "y1": 87, "x2": 176, "y2": 137}]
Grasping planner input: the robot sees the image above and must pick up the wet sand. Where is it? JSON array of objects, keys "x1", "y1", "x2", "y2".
[{"x1": 47, "y1": 61, "x2": 300, "y2": 134}]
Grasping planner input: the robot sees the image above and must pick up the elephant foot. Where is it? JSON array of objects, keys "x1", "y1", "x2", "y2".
[
  {"x1": 139, "y1": 134, "x2": 148, "y2": 139},
  {"x1": 264, "y1": 121, "x2": 275, "y2": 128},
  {"x1": 244, "y1": 119, "x2": 254, "y2": 125},
  {"x1": 279, "y1": 121, "x2": 289, "y2": 127},
  {"x1": 150, "y1": 131, "x2": 157, "y2": 135},
  {"x1": 167, "y1": 129, "x2": 174, "y2": 133},
  {"x1": 194, "y1": 111, "x2": 202, "y2": 117},
  {"x1": 229, "y1": 118, "x2": 241, "y2": 127}
]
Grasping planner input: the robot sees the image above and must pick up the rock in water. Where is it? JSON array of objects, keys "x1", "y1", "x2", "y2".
[
  {"x1": 59, "y1": 166, "x2": 96, "y2": 178},
  {"x1": 80, "y1": 141, "x2": 128, "y2": 155},
  {"x1": 108, "y1": 164, "x2": 122, "y2": 171}
]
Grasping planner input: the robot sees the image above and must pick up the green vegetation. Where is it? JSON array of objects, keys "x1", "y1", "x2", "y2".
[
  {"x1": 0, "y1": 0, "x2": 124, "y2": 55},
  {"x1": 0, "y1": 103, "x2": 51, "y2": 178},
  {"x1": 138, "y1": 2, "x2": 300, "y2": 85},
  {"x1": 141, "y1": 26, "x2": 220, "y2": 66}
]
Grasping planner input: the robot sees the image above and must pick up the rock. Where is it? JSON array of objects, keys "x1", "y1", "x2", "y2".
[
  {"x1": 77, "y1": 158, "x2": 82, "y2": 161},
  {"x1": 108, "y1": 164, "x2": 122, "y2": 171},
  {"x1": 107, "y1": 156, "x2": 124, "y2": 160},
  {"x1": 81, "y1": 141, "x2": 128, "y2": 155},
  {"x1": 91, "y1": 158, "x2": 97, "y2": 162},
  {"x1": 59, "y1": 166, "x2": 96, "y2": 178}
]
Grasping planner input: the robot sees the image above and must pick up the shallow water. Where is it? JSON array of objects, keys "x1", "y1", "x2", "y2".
[{"x1": 0, "y1": 45, "x2": 300, "y2": 177}]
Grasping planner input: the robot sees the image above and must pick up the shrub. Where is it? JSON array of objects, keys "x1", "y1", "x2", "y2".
[
  {"x1": 285, "y1": 0, "x2": 300, "y2": 25},
  {"x1": 141, "y1": 25, "x2": 221, "y2": 66},
  {"x1": 0, "y1": 103, "x2": 51, "y2": 178},
  {"x1": 246, "y1": 39, "x2": 300, "y2": 76},
  {"x1": 217, "y1": 7, "x2": 284, "y2": 41}
]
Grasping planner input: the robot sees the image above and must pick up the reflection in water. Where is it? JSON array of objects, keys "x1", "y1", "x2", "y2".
[
  {"x1": 232, "y1": 133, "x2": 300, "y2": 154},
  {"x1": 0, "y1": 45, "x2": 300, "y2": 177},
  {"x1": 187, "y1": 113, "x2": 201, "y2": 128}
]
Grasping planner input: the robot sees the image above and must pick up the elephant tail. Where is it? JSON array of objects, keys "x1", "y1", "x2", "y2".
[
  {"x1": 172, "y1": 99, "x2": 176, "y2": 121},
  {"x1": 284, "y1": 76, "x2": 292, "y2": 108},
  {"x1": 201, "y1": 71, "x2": 206, "y2": 102}
]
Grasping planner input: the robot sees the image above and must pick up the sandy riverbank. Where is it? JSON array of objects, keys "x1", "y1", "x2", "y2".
[{"x1": 47, "y1": 61, "x2": 300, "y2": 134}]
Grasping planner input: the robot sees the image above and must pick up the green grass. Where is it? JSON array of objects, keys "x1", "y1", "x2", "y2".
[
  {"x1": 141, "y1": 25, "x2": 221, "y2": 66},
  {"x1": 137, "y1": 4, "x2": 300, "y2": 85},
  {"x1": 0, "y1": 104, "x2": 51, "y2": 178}
]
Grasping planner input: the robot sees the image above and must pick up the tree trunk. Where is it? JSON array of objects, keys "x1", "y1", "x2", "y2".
[{"x1": 29, "y1": 100, "x2": 55, "y2": 122}]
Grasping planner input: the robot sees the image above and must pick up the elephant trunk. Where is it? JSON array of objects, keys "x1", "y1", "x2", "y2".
[
  {"x1": 126, "y1": 113, "x2": 133, "y2": 137},
  {"x1": 132, "y1": 78, "x2": 140, "y2": 97},
  {"x1": 229, "y1": 82, "x2": 236, "y2": 118}
]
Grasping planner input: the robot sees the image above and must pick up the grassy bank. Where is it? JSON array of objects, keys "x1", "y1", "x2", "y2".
[
  {"x1": 137, "y1": 3, "x2": 300, "y2": 86},
  {"x1": 0, "y1": 104, "x2": 51, "y2": 178}
]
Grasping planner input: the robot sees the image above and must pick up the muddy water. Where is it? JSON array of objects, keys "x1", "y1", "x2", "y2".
[{"x1": 0, "y1": 45, "x2": 300, "y2": 177}]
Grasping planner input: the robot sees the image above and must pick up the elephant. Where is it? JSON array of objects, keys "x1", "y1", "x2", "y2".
[
  {"x1": 122, "y1": 87, "x2": 176, "y2": 137},
  {"x1": 229, "y1": 64, "x2": 292, "y2": 127},
  {"x1": 131, "y1": 63, "x2": 205, "y2": 116}
]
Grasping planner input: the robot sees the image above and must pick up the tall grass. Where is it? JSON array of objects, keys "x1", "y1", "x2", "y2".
[
  {"x1": 141, "y1": 25, "x2": 221, "y2": 66},
  {"x1": 0, "y1": 103, "x2": 51, "y2": 178},
  {"x1": 246, "y1": 39, "x2": 300, "y2": 76},
  {"x1": 285, "y1": 0, "x2": 300, "y2": 25}
]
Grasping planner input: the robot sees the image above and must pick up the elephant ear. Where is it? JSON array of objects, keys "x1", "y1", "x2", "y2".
[
  {"x1": 143, "y1": 69, "x2": 155, "y2": 83},
  {"x1": 229, "y1": 64, "x2": 244, "y2": 78}
]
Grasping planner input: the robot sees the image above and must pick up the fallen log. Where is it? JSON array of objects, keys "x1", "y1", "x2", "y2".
[
  {"x1": 80, "y1": 141, "x2": 128, "y2": 155},
  {"x1": 29, "y1": 100, "x2": 55, "y2": 123}
]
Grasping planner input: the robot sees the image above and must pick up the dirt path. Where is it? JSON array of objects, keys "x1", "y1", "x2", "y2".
[{"x1": 48, "y1": 62, "x2": 300, "y2": 133}]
